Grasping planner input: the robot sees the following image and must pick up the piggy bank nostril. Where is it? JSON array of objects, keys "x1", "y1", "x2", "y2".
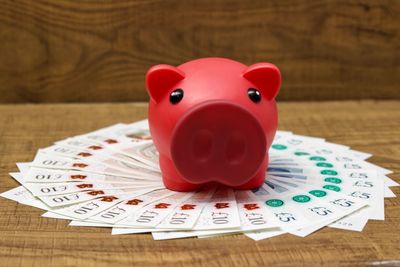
[
  {"x1": 225, "y1": 132, "x2": 246, "y2": 165},
  {"x1": 191, "y1": 129, "x2": 213, "y2": 163}
]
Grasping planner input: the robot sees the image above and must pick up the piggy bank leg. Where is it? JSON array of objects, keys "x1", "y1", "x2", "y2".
[
  {"x1": 159, "y1": 154, "x2": 200, "y2": 192},
  {"x1": 233, "y1": 157, "x2": 267, "y2": 190}
]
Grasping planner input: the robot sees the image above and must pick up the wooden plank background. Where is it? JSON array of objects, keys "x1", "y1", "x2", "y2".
[{"x1": 0, "y1": 0, "x2": 399, "y2": 103}]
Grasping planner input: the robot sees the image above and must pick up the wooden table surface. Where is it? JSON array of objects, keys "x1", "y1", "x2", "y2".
[{"x1": 0, "y1": 101, "x2": 399, "y2": 267}]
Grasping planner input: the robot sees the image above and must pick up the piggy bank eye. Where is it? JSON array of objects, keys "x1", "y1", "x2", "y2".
[
  {"x1": 170, "y1": 89, "x2": 184, "y2": 104},
  {"x1": 248, "y1": 88, "x2": 261, "y2": 103}
]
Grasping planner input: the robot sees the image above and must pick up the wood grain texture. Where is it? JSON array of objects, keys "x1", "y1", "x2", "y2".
[
  {"x1": 0, "y1": 101, "x2": 399, "y2": 267},
  {"x1": 0, "y1": 0, "x2": 399, "y2": 103}
]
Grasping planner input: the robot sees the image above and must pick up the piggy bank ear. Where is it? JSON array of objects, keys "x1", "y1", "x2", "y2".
[
  {"x1": 146, "y1": 64, "x2": 185, "y2": 103},
  {"x1": 243, "y1": 63, "x2": 281, "y2": 100}
]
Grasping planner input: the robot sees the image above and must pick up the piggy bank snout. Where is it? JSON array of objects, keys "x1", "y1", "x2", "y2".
[{"x1": 170, "y1": 101, "x2": 266, "y2": 187}]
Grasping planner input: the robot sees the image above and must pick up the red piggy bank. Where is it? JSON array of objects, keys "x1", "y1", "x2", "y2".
[{"x1": 146, "y1": 58, "x2": 281, "y2": 191}]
